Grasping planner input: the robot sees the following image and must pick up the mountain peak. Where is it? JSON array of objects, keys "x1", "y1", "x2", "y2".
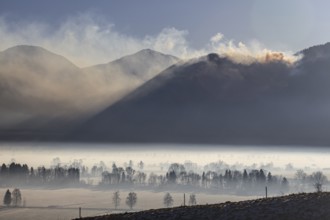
[
  {"x1": 2, "y1": 45, "x2": 50, "y2": 55},
  {"x1": 132, "y1": 48, "x2": 179, "y2": 60},
  {"x1": 137, "y1": 48, "x2": 157, "y2": 54},
  {"x1": 0, "y1": 45, "x2": 79, "y2": 69},
  {"x1": 206, "y1": 53, "x2": 227, "y2": 64}
]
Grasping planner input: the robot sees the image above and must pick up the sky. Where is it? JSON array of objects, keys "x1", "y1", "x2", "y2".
[{"x1": 0, "y1": 0, "x2": 330, "y2": 66}]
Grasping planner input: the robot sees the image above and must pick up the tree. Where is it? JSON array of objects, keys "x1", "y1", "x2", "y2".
[
  {"x1": 125, "y1": 167, "x2": 135, "y2": 184},
  {"x1": 3, "y1": 189, "x2": 11, "y2": 206},
  {"x1": 310, "y1": 171, "x2": 327, "y2": 192},
  {"x1": 125, "y1": 192, "x2": 137, "y2": 210},
  {"x1": 281, "y1": 177, "x2": 289, "y2": 192},
  {"x1": 257, "y1": 169, "x2": 266, "y2": 184},
  {"x1": 243, "y1": 169, "x2": 248, "y2": 183},
  {"x1": 295, "y1": 169, "x2": 307, "y2": 192},
  {"x1": 188, "y1": 194, "x2": 197, "y2": 206},
  {"x1": 267, "y1": 172, "x2": 273, "y2": 184},
  {"x1": 295, "y1": 169, "x2": 307, "y2": 181},
  {"x1": 138, "y1": 161, "x2": 144, "y2": 170},
  {"x1": 112, "y1": 191, "x2": 121, "y2": 209},
  {"x1": 12, "y1": 188, "x2": 22, "y2": 207},
  {"x1": 163, "y1": 192, "x2": 173, "y2": 208}
]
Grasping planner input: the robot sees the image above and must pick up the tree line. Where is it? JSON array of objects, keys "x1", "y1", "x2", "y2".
[
  {"x1": 100, "y1": 162, "x2": 290, "y2": 195},
  {"x1": 0, "y1": 160, "x2": 327, "y2": 195},
  {"x1": 0, "y1": 162, "x2": 79, "y2": 186}
]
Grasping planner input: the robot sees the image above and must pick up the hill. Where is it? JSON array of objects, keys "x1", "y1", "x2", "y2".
[
  {"x1": 71, "y1": 42, "x2": 330, "y2": 146},
  {"x1": 0, "y1": 45, "x2": 85, "y2": 131},
  {"x1": 76, "y1": 192, "x2": 330, "y2": 220},
  {"x1": 0, "y1": 46, "x2": 179, "y2": 140},
  {"x1": 84, "y1": 49, "x2": 180, "y2": 83}
]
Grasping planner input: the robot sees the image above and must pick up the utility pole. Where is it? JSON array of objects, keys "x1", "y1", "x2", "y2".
[
  {"x1": 79, "y1": 207, "x2": 82, "y2": 218},
  {"x1": 265, "y1": 186, "x2": 268, "y2": 198},
  {"x1": 184, "y1": 193, "x2": 186, "y2": 206}
]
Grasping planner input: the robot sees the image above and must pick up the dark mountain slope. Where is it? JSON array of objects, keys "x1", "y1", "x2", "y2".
[{"x1": 72, "y1": 43, "x2": 330, "y2": 146}]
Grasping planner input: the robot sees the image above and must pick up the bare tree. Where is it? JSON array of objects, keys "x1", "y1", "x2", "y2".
[
  {"x1": 188, "y1": 194, "x2": 197, "y2": 206},
  {"x1": 310, "y1": 171, "x2": 327, "y2": 192},
  {"x1": 163, "y1": 192, "x2": 173, "y2": 208},
  {"x1": 138, "y1": 161, "x2": 144, "y2": 171},
  {"x1": 295, "y1": 169, "x2": 307, "y2": 192},
  {"x1": 295, "y1": 169, "x2": 307, "y2": 181},
  {"x1": 112, "y1": 191, "x2": 121, "y2": 209},
  {"x1": 126, "y1": 192, "x2": 137, "y2": 210},
  {"x1": 12, "y1": 188, "x2": 22, "y2": 207}
]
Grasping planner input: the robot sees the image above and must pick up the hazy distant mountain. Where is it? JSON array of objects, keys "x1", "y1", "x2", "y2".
[
  {"x1": 83, "y1": 49, "x2": 180, "y2": 94},
  {"x1": 0, "y1": 45, "x2": 179, "y2": 139},
  {"x1": 0, "y1": 45, "x2": 84, "y2": 130},
  {"x1": 72, "y1": 42, "x2": 330, "y2": 146}
]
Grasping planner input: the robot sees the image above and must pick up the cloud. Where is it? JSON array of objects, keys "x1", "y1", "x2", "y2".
[
  {"x1": 0, "y1": 13, "x2": 300, "y2": 67},
  {"x1": 208, "y1": 35, "x2": 301, "y2": 65},
  {"x1": 210, "y1": 33, "x2": 224, "y2": 44}
]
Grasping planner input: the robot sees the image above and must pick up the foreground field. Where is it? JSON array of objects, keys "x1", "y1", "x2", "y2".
[
  {"x1": 0, "y1": 188, "x2": 255, "y2": 220},
  {"x1": 78, "y1": 192, "x2": 330, "y2": 220}
]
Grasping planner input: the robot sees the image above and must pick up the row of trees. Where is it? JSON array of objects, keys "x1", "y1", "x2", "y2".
[
  {"x1": 2, "y1": 189, "x2": 195, "y2": 210},
  {"x1": 1, "y1": 161, "x2": 328, "y2": 194},
  {"x1": 100, "y1": 162, "x2": 329, "y2": 194},
  {"x1": 112, "y1": 191, "x2": 137, "y2": 210},
  {"x1": 294, "y1": 170, "x2": 328, "y2": 192},
  {"x1": 111, "y1": 191, "x2": 197, "y2": 210},
  {"x1": 3, "y1": 188, "x2": 23, "y2": 207},
  {"x1": 100, "y1": 163, "x2": 290, "y2": 195},
  {"x1": 0, "y1": 162, "x2": 80, "y2": 186}
]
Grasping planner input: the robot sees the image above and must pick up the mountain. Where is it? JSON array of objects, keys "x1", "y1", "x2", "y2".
[
  {"x1": 0, "y1": 45, "x2": 84, "y2": 130},
  {"x1": 0, "y1": 45, "x2": 179, "y2": 139},
  {"x1": 83, "y1": 49, "x2": 180, "y2": 94},
  {"x1": 71, "y1": 42, "x2": 330, "y2": 146}
]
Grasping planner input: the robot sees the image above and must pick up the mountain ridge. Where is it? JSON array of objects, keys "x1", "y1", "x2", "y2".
[
  {"x1": 70, "y1": 42, "x2": 330, "y2": 146},
  {"x1": 0, "y1": 45, "x2": 179, "y2": 138}
]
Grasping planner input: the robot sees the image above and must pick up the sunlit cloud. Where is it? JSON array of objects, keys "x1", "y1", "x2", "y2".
[{"x1": 0, "y1": 13, "x2": 300, "y2": 67}]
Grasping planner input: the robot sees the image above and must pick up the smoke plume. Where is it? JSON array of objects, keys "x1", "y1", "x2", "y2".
[{"x1": 0, "y1": 13, "x2": 300, "y2": 67}]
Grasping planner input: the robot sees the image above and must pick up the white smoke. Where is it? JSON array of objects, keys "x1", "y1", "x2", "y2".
[
  {"x1": 208, "y1": 33, "x2": 301, "y2": 65},
  {"x1": 0, "y1": 13, "x2": 300, "y2": 67}
]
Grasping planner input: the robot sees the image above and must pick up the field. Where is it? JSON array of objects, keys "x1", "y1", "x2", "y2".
[
  {"x1": 1, "y1": 144, "x2": 330, "y2": 219},
  {"x1": 0, "y1": 187, "x2": 256, "y2": 220}
]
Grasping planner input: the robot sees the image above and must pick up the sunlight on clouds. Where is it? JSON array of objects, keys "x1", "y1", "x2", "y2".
[
  {"x1": 209, "y1": 34, "x2": 301, "y2": 65},
  {"x1": 0, "y1": 13, "x2": 300, "y2": 67},
  {"x1": 210, "y1": 32, "x2": 224, "y2": 44}
]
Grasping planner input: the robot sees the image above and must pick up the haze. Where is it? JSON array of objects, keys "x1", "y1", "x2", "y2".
[{"x1": 1, "y1": 1, "x2": 330, "y2": 220}]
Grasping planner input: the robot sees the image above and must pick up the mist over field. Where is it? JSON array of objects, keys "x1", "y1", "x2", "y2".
[
  {"x1": 2, "y1": 143, "x2": 330, "y2": 219},
  {"x1": 2, "y1": 1, "x2": 330, "y2": 220}
]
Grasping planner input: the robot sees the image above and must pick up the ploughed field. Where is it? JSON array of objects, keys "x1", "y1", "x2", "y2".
[{"x1": 78, "y1": 192, "x2": 330, "y2": 220}]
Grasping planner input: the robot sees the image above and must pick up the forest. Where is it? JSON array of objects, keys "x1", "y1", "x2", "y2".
[{"x1": 0, "y1": 160, "x2": 327, "y2": 196}]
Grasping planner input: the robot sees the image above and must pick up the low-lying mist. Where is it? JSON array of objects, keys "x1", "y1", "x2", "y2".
[
  {"x1": 1, "y1": 143, "x2": 330, "y2": 219},
  {"x1": 2, "y1": 143, "x2": 330, "y2": 169}
]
